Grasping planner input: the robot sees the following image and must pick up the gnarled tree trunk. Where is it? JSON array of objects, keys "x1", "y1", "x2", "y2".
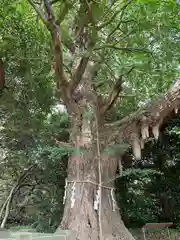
[{"x1": 58, "y1": 115, "x2": 135, "y2": 240}]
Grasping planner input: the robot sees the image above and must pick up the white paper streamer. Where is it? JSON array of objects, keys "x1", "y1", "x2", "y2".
[
  {"x1": 94, "y1": 187, "x2": 100, "y2": 210},
  {"x1": 63, "y1": 178, "x2": 68, "y2": 204},
  {"x1": 111, "y1": 188, "x2": 116, "y2": 212},
  {"x1": 71, "y1": 182, "x2": 76, "y2": 208}
]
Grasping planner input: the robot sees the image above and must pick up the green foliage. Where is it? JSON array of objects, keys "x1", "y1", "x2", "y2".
[
  {"x1": 116, "y1": 117, "x2": 180, "y2": 227},
  {"x1": 116, "y1": 168, "x2": 161, "y2": 226}
]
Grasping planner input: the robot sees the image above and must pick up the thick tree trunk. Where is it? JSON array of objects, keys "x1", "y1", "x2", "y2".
[{"x1": 57, "y1": 118, "x2": 135, "y2": 240}]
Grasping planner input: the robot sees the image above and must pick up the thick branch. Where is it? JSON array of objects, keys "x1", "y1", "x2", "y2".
[
  {"x1": 100, "y1": 67, "x2": 134, "y2": 115},
  {"x1": 28, "y1": 0, "x2": 69, "y2": 103},
  {"x1": 28, "y1": 0, "x2": 48, "y2": 25},
  {"x1": 104, "y1": 79, "x2": 180, "y2": 159},
  {"x1": 69, "y1": 0, "x2": 98, "y2": 94},
  {"x1": 43, "y1": 0, "x2": 65, "y2": 80},
  {"x1": 69, "y1": 56, "x2": 89, "y2": 93},
  {"x1": 84, "y1": 0, "x2": 95, "y2": 26},
  {"x1": 100, "y1": 76, "x2": 123, "y2": 115}
]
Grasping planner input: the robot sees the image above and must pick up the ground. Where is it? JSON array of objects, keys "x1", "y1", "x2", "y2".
[
  {"x1": 9, "y1": 226, "x2": 180, "y2": 239},
  {"x1": 130, "y1": 228, "x2": 180, "y2": 240}
]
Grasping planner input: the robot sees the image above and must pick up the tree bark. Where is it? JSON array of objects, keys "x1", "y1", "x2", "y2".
[{"x1": 57, "y1": 116, "x2": 135, "y2": 240}]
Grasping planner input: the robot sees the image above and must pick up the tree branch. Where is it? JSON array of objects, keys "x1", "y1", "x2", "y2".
[
  {"x1": 98, "y1": 10, "x2": 120, "y2": 30},
  {"x1": 17, "y1": 165, "x2": 37, "y2": 185},
  {"x1": 68, "y1": 0, "x2": 102, "y2": 94},
  {"x1": 0, "y1": 186, "x2": 16, "y2": 228},
  {"x1": 54, "y1": 139, "x2": 73, "y2": 150},
  {"x1": 28, "y1": 0, "x2": 48, "y2": 26},
  {"x1": 0, "y1": 195, "x2": 10, "y2": 220},
  {"x1": 106, "y1": 1, "x2": 132, "y2": 43},
  {"x1": 69, "y1": 56, "x2": 89, "y2": 93},
  {"x1": 100, "y1": 67, "x2": 134, "y2": 115},
  {"x1": 97, "y1": 0, "x2": 133, "y2": 30},
  {"x1": 0, "y1": 165, "x2": 36, "y2": 228},
  {"x1": 94, "y1": 45, "x2": 151, "y2": 54},
  {"x1": 84, "y1": 0, "x2": 96, "y2": 26},
  {"x1": 28, "y1": 0, "x2": 70, "y2": 104},
  {"x1": 68, "y1": 14, "x2": 98, "y2": 93},
  {"x1": 63, "y1": 63, "x2": 72, "y2": 77}
]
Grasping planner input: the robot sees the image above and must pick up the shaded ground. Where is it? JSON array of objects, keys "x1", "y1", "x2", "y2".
[
  {"x1": 130, "y1": 228, "x2": 180, "y2": 240},
  {"x1": 7, "y1": 226, "x2": 180, "y2": 239}
]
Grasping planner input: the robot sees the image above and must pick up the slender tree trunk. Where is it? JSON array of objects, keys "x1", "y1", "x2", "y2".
[{"x1": 57, "y1": 117, "x2": 135, "y2": 240}]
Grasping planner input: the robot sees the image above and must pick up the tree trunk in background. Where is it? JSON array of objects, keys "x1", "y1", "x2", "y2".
[{"x1": 57, "y1": 117, "x2": 135, "y2": 240}]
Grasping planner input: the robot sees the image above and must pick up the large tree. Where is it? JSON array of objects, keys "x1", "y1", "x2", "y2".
[{"x1": 5, "y1": 0, "x2": 179, "y2": 239}]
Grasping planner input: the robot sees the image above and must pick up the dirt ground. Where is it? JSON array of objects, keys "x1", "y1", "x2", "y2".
[{"x1": 130, "y1": 228, "x2": 180, "y2": 240}]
